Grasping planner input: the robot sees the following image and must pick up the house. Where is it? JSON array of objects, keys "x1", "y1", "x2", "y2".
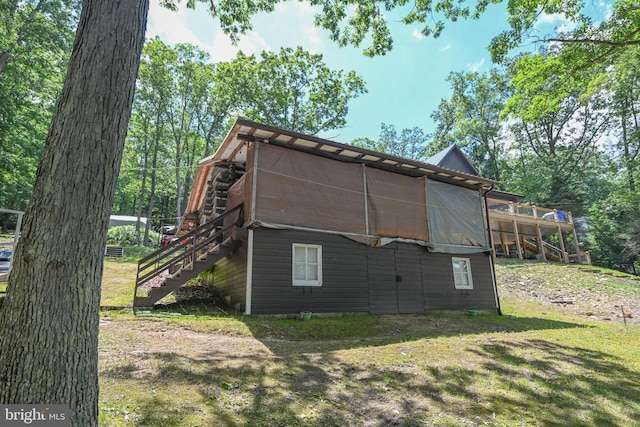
[{"x1": 133, "y1": 119, "x2": 501, "y2": 315}]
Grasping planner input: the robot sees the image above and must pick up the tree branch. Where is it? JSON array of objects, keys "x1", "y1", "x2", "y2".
[{"x1": 545, "y1": 37, "x2": 640, "y2": 47}]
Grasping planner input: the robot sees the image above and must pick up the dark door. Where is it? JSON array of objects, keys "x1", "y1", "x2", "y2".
[
  {"x1": 368, "y1": 246, "x2": 398, "y2": 314},
  {"x1": 395, "y1": 248, "x2": 425, "y2": 313}
]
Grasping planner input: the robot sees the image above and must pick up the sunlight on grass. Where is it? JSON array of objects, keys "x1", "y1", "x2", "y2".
[{"x1": 98, "y1": 256, "x2": 640, "y2": 426}]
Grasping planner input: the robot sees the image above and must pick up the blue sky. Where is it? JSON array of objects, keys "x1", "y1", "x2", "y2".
[{"x1": 145, "y1": 1, "x2": 590, "y2": 144}]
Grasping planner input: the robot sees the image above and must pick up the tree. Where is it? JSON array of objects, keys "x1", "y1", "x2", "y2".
[
  {"x1": 0, "y1": 2, "x2": 148, "y2": 426},
  {"x1": 218, "y1": 47, "x2": 367, "y2": 135},
  {"x1": 606, "y1": 47, "x2": 640, "y2": 193},
  {"x1": 588, "y1": 191, "x2": 640, "y2": 273},
  {"x1": 0, "y1": 0, "x2": 79, "y2": 213},
  {"x1": 505, "y1": 90, "x2": 610, "y2": 215},
  {"x1": 353, "y1": 123, "x2": 429, "y2": 161},
  {"x1": 500, "y1": 1, "x2": 640, "y2": 120},
  {"x1": 0, "y1": 1, "x2": 79, "y2": 74},
  {"x1": 429, "y1": 69, "x2": 512, "y2": 181}
]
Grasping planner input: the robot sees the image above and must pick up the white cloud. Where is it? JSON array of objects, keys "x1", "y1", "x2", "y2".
[
  {"x1": 208, "y1": 30, "x2": 271, "y2": 62},
  {"x1": 146, "y1": 0, "x2": 271, "y2": 62},
  {"x1": 146, "y1": 1, "x2": 200, "y2": 46},
  {"x1": 439, "y1": 43, "x2": 451, "y2": 52},
  {"x1": 412, "y1": 28, "x2": 425, "y2": 40},
  {"x1": 536, "y1": 12, "x2": 577, "y2": 33},
  {"x1": 598, "y1": 0, "x2": 613, "y2": 19},
  {"x1": 467, "y1": 58, "x2": 485, "y2": 72},
  {"x1": 273, "y1": 1, "x2": 323, "y2": 52}
]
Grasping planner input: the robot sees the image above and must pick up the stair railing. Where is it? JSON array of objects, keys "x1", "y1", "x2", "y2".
[{"x1": 133, "y1": 203, "x2": 243, "y2": 304}]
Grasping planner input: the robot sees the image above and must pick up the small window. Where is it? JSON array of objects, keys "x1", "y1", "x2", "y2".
[
  {"x1": 452, "y1": 257, "x2": 473, "y2": 289},
  {"x1": 292, "y1": 244, "x2": 322, "y2": 287}
]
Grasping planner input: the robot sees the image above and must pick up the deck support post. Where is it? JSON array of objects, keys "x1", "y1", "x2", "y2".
[
  {"x1": 513, "y1": 220, "x2": 523, "y2": 260},
  {"x1": 535, "y1": 222, "x2": 546, "y2": 262},
  {"x1": 557, "y1": 227, "x2": 568, "y2": 263}
]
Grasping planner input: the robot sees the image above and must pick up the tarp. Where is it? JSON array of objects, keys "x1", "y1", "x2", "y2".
[
  {"x1": 226, "y1": 142, "x2": 489, "y2": 254},
  {"x1": 366, "y1": 167, "x2": 428, "y2": 241},
  {"x1": 426, "y1": 180, "x2": 489, "y2": 253},
  {"x1": 254, "y1": 143, "x2": 367, "y2": 234}
]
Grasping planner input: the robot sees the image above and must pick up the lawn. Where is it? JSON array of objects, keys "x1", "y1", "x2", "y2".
[{"x1": 97, "y1": 255, "x2": 640, "y2": 426}]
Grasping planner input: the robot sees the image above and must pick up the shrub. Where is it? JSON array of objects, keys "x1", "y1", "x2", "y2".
[{"x1": 107, "y1": 225, "x2": 160, "y2": 246}]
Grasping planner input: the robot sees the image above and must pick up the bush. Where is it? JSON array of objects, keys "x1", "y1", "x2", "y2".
[{"x1": 107, "y1": 225, "x2": 160, "y2": 246}]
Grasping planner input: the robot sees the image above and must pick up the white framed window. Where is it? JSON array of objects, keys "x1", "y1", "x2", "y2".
[
  {"x1": 292, "y1": 243, "x2": 323, "y2": 287},
  {"x1": 452, "y1": 257, "x2": 473, "y2": 289}
]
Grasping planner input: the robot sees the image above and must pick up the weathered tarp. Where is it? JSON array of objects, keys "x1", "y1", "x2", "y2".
[
  {"x1": 366, "y1": 167, "x2": 428, "y2": 241},
  {"x1": 426, "y1": 180, "x2": 489, "y2": 253},
  {"x1": 230, "y1": 142, "x2": 489, "y2": 253},
  {"x1": 254, "y1": 143, "x2": 367, "y2": 234}
]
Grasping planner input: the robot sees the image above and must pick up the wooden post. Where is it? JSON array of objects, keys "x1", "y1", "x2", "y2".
[
  {"x1": 572, "y1": 223, "x2": 581, "y2": 263},
  {"x1": 557, "y1": 227, "x2": 568, "y2": 263},
  {"x1": 363, "y1": 164, "x2": 370, "y2": 236},
  {"x1": 513, "y1": 220, "x2": 523, "y2": 260},
  {"x1": 536, "y1": 222, "x2": 547, "y2": 262},
  {"x1": 500, "y1": 232, "x2": 509, "y2": 258}
]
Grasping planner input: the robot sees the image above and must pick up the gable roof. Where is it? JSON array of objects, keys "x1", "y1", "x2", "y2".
[{"x1": 426, "y1": 145, "x2": 480, "y2": 176}]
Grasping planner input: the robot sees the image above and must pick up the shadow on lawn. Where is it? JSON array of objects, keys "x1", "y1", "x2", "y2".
[
  {"x1": 101, "y1": 336, "x2": 640, "y2": 427},
  {"x1": 99, "y1": 311, "x2": 639, "y2": 426},
  {"x1": 240, "y1": 313, "x2": 587, "y2": 353}
]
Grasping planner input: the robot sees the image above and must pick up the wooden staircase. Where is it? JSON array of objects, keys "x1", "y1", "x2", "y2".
[
  {"x1": 522, "y1": 238, "x2": 566, "y2": 262},
  {"x1": 133, "y1": 203, "x2": 243, "y2": 309}
]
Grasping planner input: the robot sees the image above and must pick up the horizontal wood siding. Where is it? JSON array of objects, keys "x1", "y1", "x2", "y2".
[
  {"x1": 208, "y1": 244, "x2": 248, "y2": 310},
  {"x1": 421, "y1": 251, "x2": 496, "y2": 310},
  {"x1": 251, "y1": 229, "x2": 369, "y2": 314},
  {"x1": 251, "y1": 229, "x2": 497, "y2": 314}
]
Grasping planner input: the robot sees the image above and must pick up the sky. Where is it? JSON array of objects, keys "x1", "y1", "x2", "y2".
[{"x1": 145, "y1": 0, "x2": 583, "y2": 144}]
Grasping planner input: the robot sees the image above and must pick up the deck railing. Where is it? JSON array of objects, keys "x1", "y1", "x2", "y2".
[
  {"x1": 487, "y1": 199, "x2": 573, "y2": 223},
  {"x1": 133, "y1": 203, "x2": 243, "y2": 301}
]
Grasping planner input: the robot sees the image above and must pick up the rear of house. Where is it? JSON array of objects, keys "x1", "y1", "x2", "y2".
[{"x1": 173, "y1": 119, "x2": 500, "y2": 315}]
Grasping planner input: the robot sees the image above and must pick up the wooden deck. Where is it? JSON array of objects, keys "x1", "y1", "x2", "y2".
[{"x1": 486, "y1": 198, "x2": 590, "y2": 264}]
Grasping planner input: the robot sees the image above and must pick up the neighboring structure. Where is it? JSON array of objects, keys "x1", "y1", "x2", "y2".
[
  {"x1": 134, "y1": 120, "x2": 501, "y2": 314},
  {"x1": 0, "y1": 208, "x2": 23, "y2": 282},
  {"x1": 109, "y1": 215, "x2": 148, "y2": 228},
  {"x1": 427, "y1": 145, "x2": 590, "y2": 265}
]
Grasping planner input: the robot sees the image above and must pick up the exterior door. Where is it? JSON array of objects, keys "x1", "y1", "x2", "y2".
[{"x1": 395, "y1": 248, "x2": 425, "y2": 313}]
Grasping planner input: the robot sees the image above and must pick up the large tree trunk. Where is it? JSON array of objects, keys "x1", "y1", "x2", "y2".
[{"x1": 0, "y1": 1, "x2": 148, "y2": 426}]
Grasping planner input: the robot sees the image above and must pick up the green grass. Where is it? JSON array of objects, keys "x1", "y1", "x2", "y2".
[
  {"x1": 97, "y1": 258, "x2": 640, "y2": 426},
  {"x1": 101, "y1": 245, "x2": 156, "y2": 307}
]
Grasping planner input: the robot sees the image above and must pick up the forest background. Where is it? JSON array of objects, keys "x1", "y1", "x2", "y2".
[{"x1": 2, "y1": 0, "x2": 639, "y2": 273}]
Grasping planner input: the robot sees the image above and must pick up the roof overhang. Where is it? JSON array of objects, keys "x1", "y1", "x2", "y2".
[{"x1": 205, "y1": 119, "x2": 498, "y2": 189}]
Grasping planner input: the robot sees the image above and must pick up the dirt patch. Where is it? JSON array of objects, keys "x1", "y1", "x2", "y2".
[{"x1": 496, "y1": 262, "x2": 640, "y2": 324}]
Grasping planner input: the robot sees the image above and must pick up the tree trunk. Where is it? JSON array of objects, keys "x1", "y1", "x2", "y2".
[
  {"x1": 0, "y1": 1, "x2": 148, "y2": 426},
  {"x1": 135, "y1": 133, "x2": 150, "y2": 245},
  {"x1": 144, "y1": 124, "x2": 161, "y2": 246}
]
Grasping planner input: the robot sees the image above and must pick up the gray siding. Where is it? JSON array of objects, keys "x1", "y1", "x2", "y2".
[
  {"x1": 421, "y1": 251, "x2": 495, "y2": 310},
  {"x1": 250, "y1": 228, "x2": 498, "y2": 314},
  {"x1": 252, "y1": 229, "x2": 369, "y2": 314},
  {"x1": 207, "y1": 243, "x2": 248, "y2": 310}
]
